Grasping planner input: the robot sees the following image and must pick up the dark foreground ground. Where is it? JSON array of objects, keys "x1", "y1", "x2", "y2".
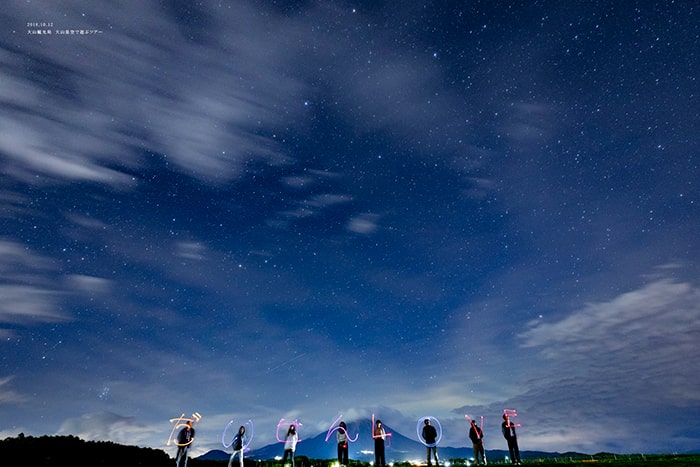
[
  {"x1": 1, "y1": 435, "x2": 697, "y2": 467},
  {"x1": 518, "y1": 454, "x2": 700, "y2": 467}
]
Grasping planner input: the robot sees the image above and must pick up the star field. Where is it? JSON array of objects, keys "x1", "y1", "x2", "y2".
[{"x1": 1, "y1": 0, "x2": 699, "y2": 458}]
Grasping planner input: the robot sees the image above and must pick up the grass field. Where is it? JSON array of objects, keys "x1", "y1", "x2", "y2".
[
  {"x1": 2, "y1": 435, "x2": 697, "y2": 467},
  {"x1": 505, "y1": 454, "x2": 700, "y2": 466},
  {"x1": 238, "y1": 455, "x2": 700, "y2": 467}
]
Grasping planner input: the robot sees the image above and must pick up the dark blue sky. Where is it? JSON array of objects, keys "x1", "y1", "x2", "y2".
[{"x1": 1, "y1": 0, "x2": 699, "y2": 458}]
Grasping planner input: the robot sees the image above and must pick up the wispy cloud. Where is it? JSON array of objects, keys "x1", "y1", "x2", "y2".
[
  {"x1": 0, "y1": 240, "x2": 69, "y2": 325},
  {"x1": 57, "y1": 412, "x2": 158, "y2": 446},
  {"x1": 511, "y1": 278, "x2": 700, "y2": 452},
  {"x1": 0, "y1": 376, "x2": 27, "y2": 404},
  {"x1": 347, "y1": 213, "x2": 380, "y2": 234},
  {"x1": 2, "y1": 1, "x2": 308, "y2": 187}
]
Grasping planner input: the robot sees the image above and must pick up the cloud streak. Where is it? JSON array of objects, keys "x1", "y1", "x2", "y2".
[{"x1": 512, "y1": 278, "x2": 700, "y2": 452}]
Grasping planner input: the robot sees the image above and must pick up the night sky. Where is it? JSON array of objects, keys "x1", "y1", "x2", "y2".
[{"x1": 1, "y1": 0, "x2": 699, "y2": 459}]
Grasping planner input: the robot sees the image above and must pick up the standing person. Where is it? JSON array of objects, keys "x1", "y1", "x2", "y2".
[
  {"x1": 373, "y1": 419, "x2": 386, "y2": 467},
  {"x1": 501, "y1": 414, "x2": 521, "y2": 465},
  {"x1": 421, "y1": 418, "x2": 440, "y2": 466},
  {"x1": 337, "y1": 421, "x2": 349, "y2": 466},
  {"x1": 228, "y1": 425, "x2": 247, "y2": 467},
  {"x1": 468, "y1": 419, "x2": 486, "y2": 465},
  {"x1": 282, "y1": 424, "x2": 298, "y2": 467},
  {"x1": 175, "y1": 420, "x2": 195, "y2": 467}
]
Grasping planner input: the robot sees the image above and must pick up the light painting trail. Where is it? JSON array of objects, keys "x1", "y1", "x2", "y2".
[
  {"x1": 167, "y1": 412, "x2": 201, "y2": 446},
  {"x1": 222, "y1": 419, "x2": 255, "y2": 450},
  {"x1": 276, "y1": 418, "x2": 303, "y2": 443},
  {"x1": 466, "y1": 414, "x2": 487, "y2": 465},
  {"x1": 371, "y1": 413, "x2": 392, "y2": 447},
  {"x1": 325, "y1": 414, "x2": 359, "y2": 443},
  {"x1": 504, "y1": 409, "x2": 521, "y2": 427},
  {"x1": 416, "y1": 416, "x2": 442, "y2": 447},
  {"x1": 464, "y1": 414, "x2": 484, "y2": 429}
]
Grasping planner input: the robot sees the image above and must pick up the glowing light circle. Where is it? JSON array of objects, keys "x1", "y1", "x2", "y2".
[
  {"x1": 222, "y1": 419, "x2": 255, "y2": 450},
  {"x1": 416, "y1": 416, "x2": 442, "y2": 447}
]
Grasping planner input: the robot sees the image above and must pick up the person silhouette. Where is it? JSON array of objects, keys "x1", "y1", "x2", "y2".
[
  {"x1": 337, "y1": 421, "x2": 349, "y2": 466},
  {"x1": 374, "y1": 419, "x2": 386, "y2": 467},
  {"x1": 175, "y1": 420, "x2": 195, "y2": 467},
  {"x1": 501, "y1": 414, "x2": 521, "y2": 465},
  {"x1": 468, "y1": 419, "x2": 486, "y2": 465},
  {"x1": 228, "y1": 425, "x2": 246, "y2": 467},
  {"x1": 421, "y1": 418, "x2": 439, "y2": 466},
  {"x1": 282, "y1": 424, "x2": 298, "y2": 467}
]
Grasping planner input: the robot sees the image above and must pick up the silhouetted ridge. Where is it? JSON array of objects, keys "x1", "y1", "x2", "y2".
[{"x1": 0, "y1": 433, "x2": 171, "y2": 466}]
